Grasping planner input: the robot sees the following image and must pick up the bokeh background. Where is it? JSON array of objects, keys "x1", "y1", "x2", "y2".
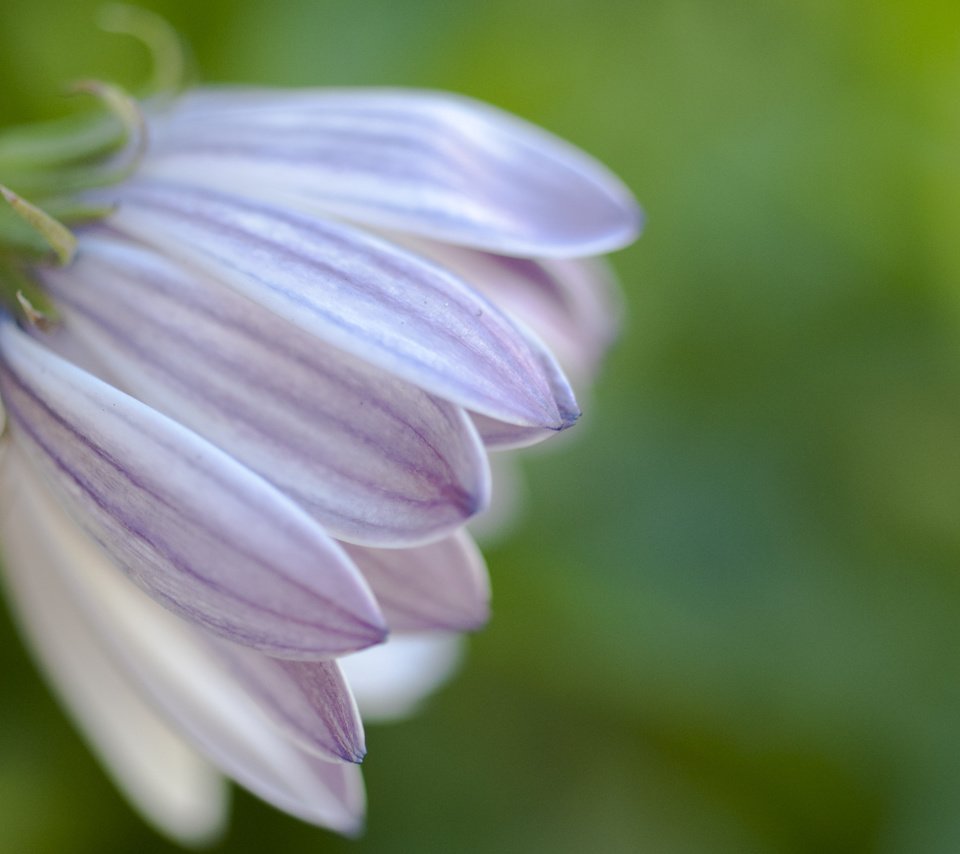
[{"x1": 3, "y1": 0, "x2": 960, "y2": 851}]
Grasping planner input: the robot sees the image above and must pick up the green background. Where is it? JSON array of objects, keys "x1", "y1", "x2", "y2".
[{"x1": 3, "y1": 1, "x2": 960, "y2": 851}]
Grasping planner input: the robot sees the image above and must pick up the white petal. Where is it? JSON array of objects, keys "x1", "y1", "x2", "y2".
[
  {"x1": 467, "y1": 454, "x2": 527, "y2": 545},
  {"x1": 41, "y1": 230, "x2": 490, "y2": 546},
  {"x1": 2, "y1": 449, "x2": 366, "y2": 834},
  {"x1": 342, "y1": 531, "x2": 490, "y2": 632},
  {"x1": 0, "y1": 454, "x2": 227, "y2": 846},
  {"x1": 0, "y1": 321, "x2": 385, "y2": 657},
  {"x1": 146, "y1": 87, "x2": 642, "y2": 257},
  {"x1": 99, "y1": 180, "x2": 576, "y2": 430},
  {"x1": 340, "y1": 634, "x2": 465, "y2": 723}
]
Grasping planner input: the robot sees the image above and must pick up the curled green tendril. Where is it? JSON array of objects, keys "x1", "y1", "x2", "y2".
[
  {"x1": 99, "y1": 4, "x2": 192, "y2": 97},
  {"x1": 70, "y1": 80, "x2": 147, "y2": 176}
]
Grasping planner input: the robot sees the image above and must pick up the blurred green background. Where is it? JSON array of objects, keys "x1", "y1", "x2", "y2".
[{"x1": 3, "y1": 0, "x2": 960, "y2": 851}]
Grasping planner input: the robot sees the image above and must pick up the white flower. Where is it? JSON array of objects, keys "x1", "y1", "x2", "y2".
[{"x1": 0, "y1": 83, "x2": 639, "y2": 843}]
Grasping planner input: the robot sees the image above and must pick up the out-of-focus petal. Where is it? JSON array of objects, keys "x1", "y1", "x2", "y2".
[
  {"x1": 144, "y1": 88, "x2": 642, "y2": 258},
  {"x1": 342, "y1": 531, "x2": 490, "y2": 632},
  {"x1": 0, "y1": 455, "x2": 227, "y2": 846},
  {"x1": 0, "y1": 321, "x2": 386, "y2": 658},
  {"x1": 340, "y1": 634, "x2": 465, "y2": 723},
  {"x1": 101, "y1": 180, "x2": 578, "y2": 431},
  {"x1": 0, "y1": 394, "x2": 7, "y2": 466},
  {"x1": 468, "y1": 454, "x2": 527, "y2": 546},
  {"x1": 2, "y1": 450, "x2": 366, "y2": 834},
  {"x1": 469, "y1": 413, "x2": 555, "y2": 450},
  {"x1": 41, "y1": 230, "x2": 490, "y2": 547}
]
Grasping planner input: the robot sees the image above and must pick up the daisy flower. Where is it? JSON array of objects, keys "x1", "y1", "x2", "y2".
[{"x1": 0, "y1": 10, "x2": 640, "y2": 843}]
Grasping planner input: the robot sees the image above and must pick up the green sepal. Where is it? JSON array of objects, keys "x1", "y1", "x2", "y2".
[
  {"x1": 0, "y1": 257, "x2": 60, "y2": 326},
  {"x1": 0, "y1": 187, "x2": 77, "y2": 266},
  {"x1": 0, "y1": 112, "x2": 124, "y2": 176}
]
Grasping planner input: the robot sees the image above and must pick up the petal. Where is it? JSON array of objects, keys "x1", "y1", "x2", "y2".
[
  {"x1": 145, "y1": 87, "x2": 642, "y2": 258},
  {"x1": 383, "y1": 235, "x2": 623, "y2": 383},
  {"x1": 469, "y1": 325, "x2": 580, "y2": 450},
  {"x1": 468, "y1": 454, "x2": 527, "y2": 545},
  {"x1": 342, "y1": 531, "x2": 490, "y2": 632},
  {"x1": 340, "y1": 634, "x2": 465, "y2": 723},
  {"x1": 101, "y1": 179, "x2": 577, "y2": 430},
  {"x1": 469, "y1": 413, "x2": 556, "y2": 450},
  {"x1": 0, "y1": 455, "x2": 228, "y2": 846},
  {"x1": 41, "y1": 230, "x2": 490, "y2": 546},
  {"x1": 213, "y1": 643, "x2": 366, "y2": 763},
  {"x1": 0, "y1": 321, "x2": 386, "y2": 658},
  {"x1": 2, "y1": 450, "x2": 365, "y2": 834}
]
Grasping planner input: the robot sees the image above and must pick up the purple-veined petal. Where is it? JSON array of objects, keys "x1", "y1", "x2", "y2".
[
  {"x1": 0, "y1": 321, "x2": 386, "y2": 658},
  {"x1": 99, "y1": 180, "x2": 577, "y2": 430},
  {"x1": 0, "y1": 454, "x2": 228, "y2": 845},
  {"x1": 213, "y1": 642, "x2": 365, "y2": 763},
  {"x1": 340, "y1": 634, "x2": 464, "y2": 723},
  {"x1": 469, "y1": 323, "x2": 580, "y2": 450},
  {"x1": 342, "y1": 531, "x2": 490, "y2": 633},
  {"x1": 1, "y1": 451, "x2": 366, "y2": 834},
  {"x1": 144, "y1": 87, "x2": 642, "y2": 258},
  {"x1": 8, "y1": 444, "x2": 366, "y2": 764},
  {"x1": 383, "y1": 235, "x2": 623, "y2": 383},
  {"x1": 40, "y1": 229, "x2": 490, "y2": 546}
]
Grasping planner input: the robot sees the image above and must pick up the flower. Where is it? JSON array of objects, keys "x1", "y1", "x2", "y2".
[{"x1": 0, "y1": 74, "x2": 639, "y2": 842}]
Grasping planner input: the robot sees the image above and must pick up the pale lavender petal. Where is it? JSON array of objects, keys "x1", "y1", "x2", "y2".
[
  {"x1": 342, "y1": 531, "x2": 490, "y2": 632},
  {"x1": 2, "y1": 455, "x2": 365, "y2": 834},
  {"x1": 384, "y1": 235, "x2": 623, "y2": 383},
  {"x1": 470, "y1": 413, "x2": 555, "y2": 450},
  {"x1": 469, "y1": 325, "x2": 580, "y2": 450},
  {"x1": 99, "y1": 180, "x2": 577, "y2": 430},
  {"x1": 340, "y1": 634, "x2": 464, "y2": 723},
  {"x1": 213, "y1": 643, "x2": 365, "y2": 763},
  {"x1": 144, "y1": 87, "x2": 641, "y2": 258},
  {"x1": 0, "y1": 321, "x2": 386, "y2": 658},
  {"x1": 40, "y1": 230, "x2": 490, "y2": 546},
  {"x1": 0, "y1": 455, "x2": 228, "y2": 845}
]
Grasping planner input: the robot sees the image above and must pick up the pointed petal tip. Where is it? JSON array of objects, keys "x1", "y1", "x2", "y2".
[
  {"x1": 326, "y1": 738, "x2": 366, "y2": 766},
  {"x1": 452, "y1": 599, "x2": 491, "y2": 633},
  {"x1": 342, "y1": 816, "x2": 366, "y2": 839},
  {"x1": 560, "y1": 201, "x2": 643, "y2": 259},
  {"x1": 623, "y1": 199, "x2": 646, "y2": 243},
  {"x1": 316, "y1": 736, "x2": 366, "y2": 768},
  {"x1": 525, "y1": 395, "x2": 580, "y2": 434},
  {"x1": 412, "y1": 582, "x2": 489, "y2": 633},
  {"x1": 543, "y1": 396, "x2": 581, "y2": 433},
  {"x1": 330, "y1": 618, "x2": 390, "y2": 658},
  {"x1": 546, "y1": 186, "x2": 642, "y2": 259},
  {"x1": 559, "y1": 406, "x2": 582, "y2": 431},
  {"x1": 443, "y1": 480, "x2": 489, "y2": 524}
]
